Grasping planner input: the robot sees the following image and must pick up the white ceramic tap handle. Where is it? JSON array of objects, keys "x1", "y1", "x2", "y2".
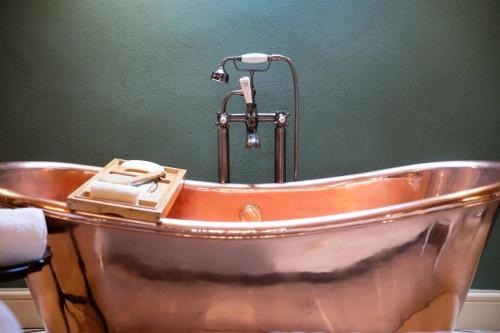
[
  {"x1": 239, "y1": 76, "x2": 253, "y2": 104},
  {"x1": 240, "y1": 53, "x2": 269, "y2": 64}
]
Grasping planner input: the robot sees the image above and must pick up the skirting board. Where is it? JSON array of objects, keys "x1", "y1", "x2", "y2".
[{"x1": 1, "y1": 289, "x2": 499, "y2": 330}]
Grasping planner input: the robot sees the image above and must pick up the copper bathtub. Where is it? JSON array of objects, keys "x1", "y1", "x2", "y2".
[{"x1": 0, "y1": 161, "x2": 499, "y2": 332}]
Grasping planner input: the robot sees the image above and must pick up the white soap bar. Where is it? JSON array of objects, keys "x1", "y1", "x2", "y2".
[
  {"x1": 90, "y1": 181, "x2": 140, "y2": 205},
  {"x1": 121, "y1": 160, "x2": 164, "y2": 173},
  {"x1": 0, "y1": 208, "x2": 47, "y2": 267}
]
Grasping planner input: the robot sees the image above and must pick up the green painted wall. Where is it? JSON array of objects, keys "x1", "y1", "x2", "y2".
[{"x1": 0, "y1": 1, "x2": 498, "y2": 289}]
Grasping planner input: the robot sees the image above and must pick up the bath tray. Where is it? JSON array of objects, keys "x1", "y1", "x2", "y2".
[{"x1": 66, "y1": 158, "x2": 186, "y2": 223}]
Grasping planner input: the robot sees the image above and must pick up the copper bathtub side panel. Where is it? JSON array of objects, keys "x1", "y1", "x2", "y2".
[
  {"x1": 26, "y1": 200, "x2": 498, "y2": 333},
  {"x1": 0, "y1": 161, "x2": 498, "y2": 332},
  {"x1": 26, "y1": 217, "x2": 108, "y2": 333}
]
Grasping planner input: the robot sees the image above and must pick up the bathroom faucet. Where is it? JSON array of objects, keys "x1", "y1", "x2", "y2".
[
  {"x1": 211, "y1": 53, "x2": 300, "y2": 184},
  {"x1": 239, "y1": 76, "x2": 260, "y2": 149}
]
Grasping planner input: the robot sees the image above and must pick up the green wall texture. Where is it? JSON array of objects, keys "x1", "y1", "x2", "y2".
[{"x1": 0, "y1": 1, "x2": 499, "y2": 288}]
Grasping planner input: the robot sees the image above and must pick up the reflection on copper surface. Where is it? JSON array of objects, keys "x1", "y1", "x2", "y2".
[{"x1": 0, "y1": 161, "x2": 499, "y2": 332}]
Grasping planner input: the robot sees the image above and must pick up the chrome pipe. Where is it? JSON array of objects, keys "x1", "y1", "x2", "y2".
[
  {"x1": 271, "y1": 55, "x2": 300, "y2": 181},
  {"x1": 229, "y1": 114, "x2": 246, "y2": 122},
  {"x1": 256, "y1": 113, "x2": 275, "y2": 122},
  {"x1": 220, "y1": 90, "x2": 243, "y2": 114},
  {"x1": 230, "y1": 113, "x2": 275, "y2": 122},
  {"x1": 219, "y1": 56, "x2": 241, "y2": 69},
  {"x1": 216, "y1": 90, "x2": 242, "y2": 184},
  {"x1": 275, "y1": 113, "x2": 287, "y2": 183},
  {"x1": 217, "y1": 123, "x2": 230, "y2": 184}
]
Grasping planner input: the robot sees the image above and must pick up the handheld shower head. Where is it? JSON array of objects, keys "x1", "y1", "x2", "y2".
[{"x1": 211, "y1": 67, "x2": 229, "y2": 83}]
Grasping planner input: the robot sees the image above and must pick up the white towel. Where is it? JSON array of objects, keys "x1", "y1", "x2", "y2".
[
  {"x1": 0, "y1": 301, "x2": 22, "y2": 333},
  {"x1": 0, "y1": 208, "x2": 47, "y2": 267}
]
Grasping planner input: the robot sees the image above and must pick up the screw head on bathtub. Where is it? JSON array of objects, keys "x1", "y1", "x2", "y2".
[{"x1": 239, "y1": 204, "x2": 262, "y2": 222}]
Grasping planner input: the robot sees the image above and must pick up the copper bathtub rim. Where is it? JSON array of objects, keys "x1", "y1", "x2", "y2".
[{"x1": 0, "y1": 160, "x2": 499, "y2": 238}]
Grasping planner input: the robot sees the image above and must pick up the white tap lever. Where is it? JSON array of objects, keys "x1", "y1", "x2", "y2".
[{"x1": 239, "y1": 76, "x2": 253, "y2": 104}]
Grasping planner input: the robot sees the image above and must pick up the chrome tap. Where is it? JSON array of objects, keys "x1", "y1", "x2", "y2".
[
  {"x1": 239, "y1": 76, "x2": 260, "y2": 149},
  {"x1": 211, "y1": 53, "x2": 300, "y2": 184}
]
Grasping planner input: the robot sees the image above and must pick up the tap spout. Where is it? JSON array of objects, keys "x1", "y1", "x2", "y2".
[
  {"x1": 246, "y1": 129, "x2": 260, "y2": 149},
  {"x1": 244, "y1": 103, "x2": 260, "y2": 149}
]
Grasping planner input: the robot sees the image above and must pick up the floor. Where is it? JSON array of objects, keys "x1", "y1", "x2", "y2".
[{"x1": 20, "y1": 329, "x2": 500, "y2": 333}]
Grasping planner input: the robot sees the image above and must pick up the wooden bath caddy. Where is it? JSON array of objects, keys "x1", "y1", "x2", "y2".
[{"x1": 66, "y1": 159, "x2": 186, "y2": 223}]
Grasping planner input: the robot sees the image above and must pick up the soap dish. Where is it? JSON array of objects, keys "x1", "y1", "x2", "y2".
[{"x1": 66, "y1": 158, "x2": 187, "y2": 223}]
